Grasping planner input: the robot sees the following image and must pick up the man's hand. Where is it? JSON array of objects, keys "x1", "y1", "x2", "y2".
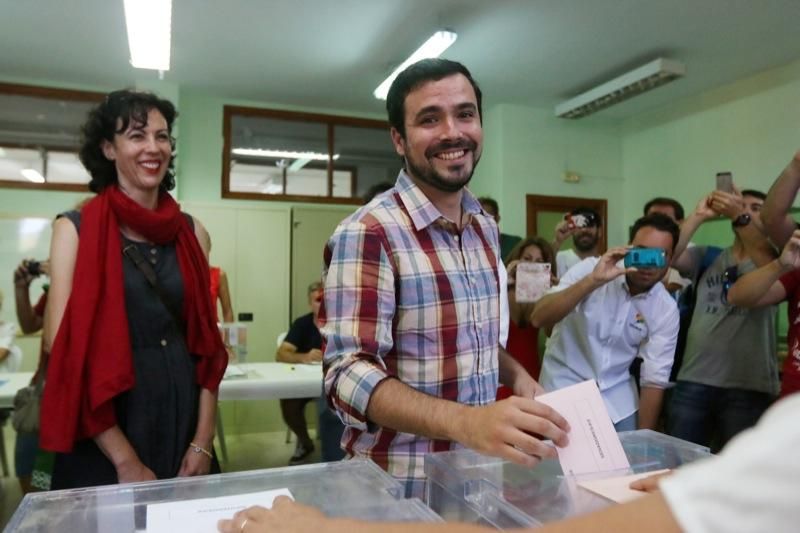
[
  {"x1": 218, "y1": 497, "x2": 332, "y2": 533},
  {"x1": 778, "y1": 230, "x2": 800, "y2": 270},
  {"x1": 590, "y1": 247, "x2": 634, "y2": 284},
  {"x1": 456, "y1": 397, "x2": 570, "y2": 467},
  {"x1": 553, "y1": 219, "x2": 577, "y2": 248},
  {"x1": 692, "y1": 193, "x2": 718, "y2": 221},
  {"x1": 708, "y1": 189, "x2": 745, "y2": 219},
  {"x1": 302, "y1": 348, "x2": 324, "y2": 364}
]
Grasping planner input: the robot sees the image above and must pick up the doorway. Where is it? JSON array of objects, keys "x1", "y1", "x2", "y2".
[{"x1": 525, "y1": 194, "x2": 608, "y2": 253}]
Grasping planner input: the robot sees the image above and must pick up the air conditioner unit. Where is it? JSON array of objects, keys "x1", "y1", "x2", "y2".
[{"x1": 555, "y1": 58, "x2": 686, "y2": 119}]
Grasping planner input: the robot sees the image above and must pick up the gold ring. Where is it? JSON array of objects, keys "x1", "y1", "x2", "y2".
[{"x1": 240, "y1": 518, "x2": 249, "y2": 532}]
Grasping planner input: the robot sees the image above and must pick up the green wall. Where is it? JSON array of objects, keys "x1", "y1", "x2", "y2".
[
  {"x1": 471, "y1": 104, "x2": 625, "y2": 246},
  {"x1": 4, "y1": 55, "x2": 800, "y2": 436}
]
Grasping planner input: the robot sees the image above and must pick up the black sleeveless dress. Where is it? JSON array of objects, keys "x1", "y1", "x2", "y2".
[{"x1": 50, "y1": 210, "x2": 220, "y2": 489}]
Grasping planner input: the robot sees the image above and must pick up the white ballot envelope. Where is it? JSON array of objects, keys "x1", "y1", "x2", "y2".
[
  {"x1": 146, "y1": 488, "x2": 293, "y2": 533},
  {"x1": 515, "y1": 262, "x2": 551, "y2": 303},
  {"x1": 578, "y1": 468, "x2": 671, "y2": 503},
  {"x1": 535, "y1": 380, "x2": 630, "y2": 476}
]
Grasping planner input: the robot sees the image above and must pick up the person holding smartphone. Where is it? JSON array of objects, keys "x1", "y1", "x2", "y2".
[
  {"x1": 668, "y1": 186, "x2": 778, "y2": 452},
  {"x1": 532, "y1": 213, "x2": 680, "y2": 432},
  {"x1": 551, "y1": 206, "x2": 603, "y2": 278}
]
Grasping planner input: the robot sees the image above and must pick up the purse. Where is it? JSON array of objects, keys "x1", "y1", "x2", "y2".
[{"x1": 12, "y1": 377, "x2": 44, "y2": 433}]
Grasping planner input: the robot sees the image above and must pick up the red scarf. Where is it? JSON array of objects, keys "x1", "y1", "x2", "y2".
[{"x1": 40, "y1": 186, "x2": 228, "y2": 453}]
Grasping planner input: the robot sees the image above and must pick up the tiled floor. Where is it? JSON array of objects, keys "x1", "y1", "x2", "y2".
[{"x1": 0, "y1": 429, "x2": 319, "y2": 528}]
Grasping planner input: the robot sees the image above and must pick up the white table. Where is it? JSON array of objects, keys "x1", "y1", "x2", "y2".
[
  {"x1": 0, "y1": 363, "x2": 322, "y2": 408},
  {"x1": 219, "y1": 362, "x2": 323, "y2": 400}
]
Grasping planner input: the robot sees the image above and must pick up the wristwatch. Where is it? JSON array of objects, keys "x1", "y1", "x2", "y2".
[{"x1": 732, "y1": 213, "x2": 751, "y2": 228}]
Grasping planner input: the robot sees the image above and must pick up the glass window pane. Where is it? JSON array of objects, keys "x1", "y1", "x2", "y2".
[
  {"x1": 333, "y1": 125, "x2": 399, "y2": 200},
  {"x1": 47, "y1": 151, "x2": 90, "y2": 183},
  {"x1": 0, "y1": 147, "x2": 42, "y2": 182},
  {"x1": 228, "y1": 115, "x2": 329, "y2": 197}
]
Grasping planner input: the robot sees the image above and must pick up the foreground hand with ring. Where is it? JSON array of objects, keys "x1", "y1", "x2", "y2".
[{"x1": 239, "y1": 518, "x2": 248, "y2": 531}]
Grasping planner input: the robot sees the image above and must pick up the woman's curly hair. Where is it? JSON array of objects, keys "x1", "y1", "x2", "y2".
[{"x1": 79, "y1": 89, "x2": 178, "y2": 193}]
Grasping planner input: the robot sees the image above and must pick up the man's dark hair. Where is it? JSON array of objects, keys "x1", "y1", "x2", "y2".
[
  {"x1": 79, "y1": 89, "x2": 178, "y2": 193},
  {"x1": 629, "y1": 213, "x2": 680, "y2": 252},
  {"x1": 741, "y1": 189, "x2": 767, "y2": 201},
  {"x1": 643, "y1": 197, "x2": 685, "y2": 221},
  {"x1": 477, "y1": 196, "x2": 499, "y2": 216},
  {"x1": 571, "y1": 206, "x2": 602, "y2": 227},
  {"x1": 386, "y1": 58, "x2": 482, "y2": 139},
  {"x1": 362, "y1": 181, "x2": 394, "y2": 204}
]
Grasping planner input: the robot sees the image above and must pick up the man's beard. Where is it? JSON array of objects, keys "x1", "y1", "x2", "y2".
[
  {"x1": 405, "y1": 139, "x2": 480, "y2": 193},
  {"x1": 574, "y1": 232, "x2": 598, "y2": 253}
]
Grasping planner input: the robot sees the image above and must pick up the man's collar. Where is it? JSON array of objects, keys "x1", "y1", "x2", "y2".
[{"x1": 395, "y1": 170, "x2": 483, "y2": 231}]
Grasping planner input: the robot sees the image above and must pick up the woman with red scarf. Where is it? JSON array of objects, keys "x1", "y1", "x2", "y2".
[{"x1": 40, "y1": 90, "x2": 228, "y2": 488}]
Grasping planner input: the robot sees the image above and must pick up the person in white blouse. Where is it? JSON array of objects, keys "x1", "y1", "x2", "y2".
[{"x1": 532, "y1": 213, "x2": 680, "y2": 431}]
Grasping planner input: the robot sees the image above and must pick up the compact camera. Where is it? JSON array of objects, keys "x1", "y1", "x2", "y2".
[
  {"x1": 26, "y1": 260, "x2": 42, "y2": 277},
  {"x1": 564, "y1": 212, "x2": 599, "y2": 229},
  {"x1": 624, "y1": 247, "x2": 667, "y2": 269}
]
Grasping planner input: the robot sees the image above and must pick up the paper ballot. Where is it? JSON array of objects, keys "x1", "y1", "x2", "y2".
[
  {"x1": 578, "y1": 469, "x2": 670, "y2": 503},
  {"x1": 146, "y1": 488, "x2": 293, "y2": 533},
  {"x1": 535, "y1": 380, "x2": 630, "y2": 476}
]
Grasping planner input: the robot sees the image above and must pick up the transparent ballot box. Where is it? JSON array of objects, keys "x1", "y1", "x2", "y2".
[
  {"x1": 425, "y1": 429, "x2": 711, "y2": 530},
  {"x1": 8, "y1": 459, "x2": 441, "y2": 532},
  {"x1": 219, "y1": 322, "x2": 248, "y2": 363}
]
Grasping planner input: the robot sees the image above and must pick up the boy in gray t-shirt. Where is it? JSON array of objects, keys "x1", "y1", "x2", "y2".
[{"x1": 668, "y1": 189, "x2": 779, "y2": 452}]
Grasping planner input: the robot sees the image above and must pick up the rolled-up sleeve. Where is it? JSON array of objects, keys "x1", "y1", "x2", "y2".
[
  {"x1": 321, "y1": 221, "x2": 397, "y2": 430},
  {"x1": 639, "y1": 298, "x2": 679, "y2": 388}
]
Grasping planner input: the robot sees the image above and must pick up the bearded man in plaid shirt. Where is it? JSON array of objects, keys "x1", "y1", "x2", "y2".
[{"x1": 320, "y1": 59, "x2": 569, "y2": 498}]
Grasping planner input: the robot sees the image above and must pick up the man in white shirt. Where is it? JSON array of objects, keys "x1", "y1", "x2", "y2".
[
  {"x1": 533, "y1": 213, "x2": 680, "y2": 431},
  {"x1": 552, "y1": 206, "x2": 602, "y2": 278}
]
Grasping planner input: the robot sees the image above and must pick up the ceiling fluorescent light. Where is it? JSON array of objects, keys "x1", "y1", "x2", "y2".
[
  {"x1": 232, "y1": 148, "x2": 340, "y2": 161},
  {"x1": 21, "y1": 168, "x2": 45, "y2": 183},
  {"x1": 555, "y1": 58, "x2": 686, "y2": 119},
  {"x1": 123, "y1": 0, "x2": 172, "y2": 71},
  {"x1": 373, "y1": 30, "x2": 458, "y2": 100}
]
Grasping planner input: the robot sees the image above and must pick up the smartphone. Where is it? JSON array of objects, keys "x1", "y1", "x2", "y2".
[
  {"x1": 624, "y1": 247, "x2": 667, "y2": 269},
  {"x1": 716, "y1": 172, "x2": 734, "y2": 194}
]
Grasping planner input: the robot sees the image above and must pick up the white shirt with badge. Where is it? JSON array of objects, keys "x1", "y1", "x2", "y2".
[{"x1": 539, "y1": 257, "x2": 679, "y2": 423}]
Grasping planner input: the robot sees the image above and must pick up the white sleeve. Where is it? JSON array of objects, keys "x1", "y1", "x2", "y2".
[
  {"x1": 639, "y1": 296, "x2": 679, "y2": 388},
  {"x1": 660, "y1": 394, "x2": 800, "y2": 533},
  {"x1": 0, "y1": 322, "x2": 17, "y2": 350},
  {"x1": 498, "y1": 258, "x2": 509, "y2": 348}
]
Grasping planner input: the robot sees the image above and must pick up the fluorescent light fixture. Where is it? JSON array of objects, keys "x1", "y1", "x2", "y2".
[
  {"x1": 232, "y1": 148, "x2": 340, "y2": 161},
  {"x1": 555, "y1": 58, "x2": 686, "y2": 119},
  {"x1": 21, "y1": 168, "x2": 45, "y2": 183},
  {"x1": 373, "y1": 30, "x2": 458, "y2": 100},
  {"x1": 123, "y1": 0, "x2": 172, "y2": 71}
]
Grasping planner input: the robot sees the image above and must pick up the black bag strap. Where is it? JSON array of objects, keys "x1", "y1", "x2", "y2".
[{"x1": 122, "y1": 243, "x2": 186, "y2": 332}]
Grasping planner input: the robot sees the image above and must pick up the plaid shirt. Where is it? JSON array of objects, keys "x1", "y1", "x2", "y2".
[{"x1": 320, "y1": 170, "x2": 502, "y2": 498}]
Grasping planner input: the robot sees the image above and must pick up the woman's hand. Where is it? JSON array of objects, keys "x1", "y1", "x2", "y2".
[
  {"x1": 116, "y1": 458, "x2": 157, "y2": 483},
  {"x1": 778, "y1": 230, "x2": 800, "y2": 270},
  {"x1": 177, "y1": 445, "x2": 213, "y2": 477},
  {"x1": 506, "y1": 259, "x2": 521, "y2": 285}
]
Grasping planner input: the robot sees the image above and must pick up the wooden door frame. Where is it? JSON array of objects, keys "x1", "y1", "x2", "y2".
[{"x1": 525, "y1": 194, "x2": 608, "y2": 253}]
